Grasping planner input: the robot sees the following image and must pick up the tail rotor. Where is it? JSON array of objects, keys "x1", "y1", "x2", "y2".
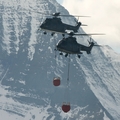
[
  {"x1": 74, "y1": 17, "x2": 87, "y2": 26},
  {"x1": 87, "y1": 37, "x2": 102, "y2": 47},
  {"x1": 87, "y1": 37, "x2": 94, "y2": 45}
]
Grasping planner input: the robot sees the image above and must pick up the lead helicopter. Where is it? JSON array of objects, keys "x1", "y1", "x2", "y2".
[
  {"x1": 56, "y1": 32, "x2": 104, "y2": 58},
  {"x1": 38, "y1": 12, "x2": 89, "y2": 36}
]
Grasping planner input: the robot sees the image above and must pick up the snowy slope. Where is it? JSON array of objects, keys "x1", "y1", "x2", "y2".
[
  {"x1": 0, "y1": 0, "x2": 120, "y2": 120},
  {"x1": 77, "y1": 46, "x2": 120, "y2": 120}
]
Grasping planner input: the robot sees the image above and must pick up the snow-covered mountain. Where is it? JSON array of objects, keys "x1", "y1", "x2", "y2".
[{"x1": 0, "y1": 0, "x2": 120, "y2": 119}]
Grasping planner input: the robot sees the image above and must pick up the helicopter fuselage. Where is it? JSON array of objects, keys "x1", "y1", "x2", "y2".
[
  {"x1": 40, "y1": 17, "x2": 81, "y2": 33},
  {"x1": 56, "y1": 37, "x2": 82, "y2": 54},
  {"x1": 56, "y1": 36, "x2": 95, "y2": 55}
]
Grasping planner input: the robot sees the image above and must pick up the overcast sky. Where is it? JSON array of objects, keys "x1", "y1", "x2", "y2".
[{"x1": 57, "y1": 0, "x2": 120, "y2": 53}]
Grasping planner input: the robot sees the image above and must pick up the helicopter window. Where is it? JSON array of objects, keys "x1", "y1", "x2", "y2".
[
  {"x1": 43, "y1": 21, "x2": 46, "y2": 24},
  {"x1": 60, "y1": 39, "x2": 67, "y2": 46}
]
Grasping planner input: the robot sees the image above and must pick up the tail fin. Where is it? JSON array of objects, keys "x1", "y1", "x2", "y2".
[
  {"x1": 73, "y1": 22, "x2": 81, "y2": 32},
  {"x1": 86, "y1": 42, "x2": 94, "y2": 54}
]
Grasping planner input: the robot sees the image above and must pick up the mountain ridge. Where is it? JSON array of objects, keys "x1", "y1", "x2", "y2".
[{"x1": 0, "y1": 0, "x2": 120, "y2": 119}]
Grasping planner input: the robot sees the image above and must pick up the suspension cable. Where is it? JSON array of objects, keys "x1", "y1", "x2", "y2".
[
  {"x1": 63, "y1": 54, "x2": 71, "y2": 103},
  {"x1": 54, "y1": 37, "x2": 57, "y2": 59},
  {"x1": 67, "y1": 54, "x2": 70, "y2": 86},
  {"x1": 53, "y1": 36, "x2": 57, "y2": 73}
]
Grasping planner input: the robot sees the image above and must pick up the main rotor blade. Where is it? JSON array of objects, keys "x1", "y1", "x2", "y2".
[
  {"x1": 94, "y1": 45, "x2": 102, "y2": 47},
  {"x1": 24, "y1": 10, "x2": 90, "y2": 18},
  {"x1": 66, "y1": 32, "x2": 105, "y2": 36},
  {"x1": 59, "y1": 15, "x2": 91, "y2": 17},
  {"x1": 73, "y1": 33, "x2": 105, "y2": 36},
  {"x1": 81, "y1": 24, "x2": 88, "y2": 26}
]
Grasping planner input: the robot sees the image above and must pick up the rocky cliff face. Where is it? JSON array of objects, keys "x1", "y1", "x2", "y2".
[{"x1": 0, "y1": 0, "x2": 120, "y2": 119}]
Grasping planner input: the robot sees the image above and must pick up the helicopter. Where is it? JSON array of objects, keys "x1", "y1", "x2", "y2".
[
  {"x1": 39, "y1": 12, "x2": 88, "y2": 36},
  {"x1": 56, "y1": 32, "x2": 103, "y2": 58}
]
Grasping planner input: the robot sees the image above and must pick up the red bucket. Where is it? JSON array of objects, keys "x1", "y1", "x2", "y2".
[
  {"x1": 53, "y1": 77, "x2": 60, "y2": 86},
  {"x1": 62, "y1": 103, "x2": 71, "y2": 113}
]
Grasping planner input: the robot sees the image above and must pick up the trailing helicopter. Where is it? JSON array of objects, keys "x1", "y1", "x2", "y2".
[
  {"x1": 56, "y1": 32, "x2": 103, "y2": 58},
  {"x1": 38, "y1": 12, "x2": 89, "y2": 35}
]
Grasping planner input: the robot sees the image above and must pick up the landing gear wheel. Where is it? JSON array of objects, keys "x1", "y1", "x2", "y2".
[
  {"x1": 44, "y1": 31, "x2": 47, "y2": 35},
  {"x1": 51, "y1": 33, "x2": 55, "y2": 36},
  {"x1": 77, "y1": 54, "x2": 81, "y2": 58},
  {"x1": 65, "y1": 53, "x2": 68, "y2": 57},
  {"x1": 62, "y1": 34, "x2": 65, "y2": 37},
  {"x1": 60, "y1": 52, "x2": 63, "y2": 55}
]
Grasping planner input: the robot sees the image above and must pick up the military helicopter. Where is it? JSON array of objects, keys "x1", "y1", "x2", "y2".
[
  {"x1": 56, "y1": 32, "x2": 103, "y2": 58},
  {"x1": 39, "y1": 12, "x2": 89, "y2": 36}
]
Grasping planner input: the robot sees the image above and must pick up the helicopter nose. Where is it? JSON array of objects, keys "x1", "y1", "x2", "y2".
[
  {"x1": 56, "y1": 44, "x2": 59, "y2": 48},
  {"x1": 40, "y1": 24, "x2": 43, "y2": 28},
  {"x1": 56, "y1": 43, "x2": 62, "y2": 49}
]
